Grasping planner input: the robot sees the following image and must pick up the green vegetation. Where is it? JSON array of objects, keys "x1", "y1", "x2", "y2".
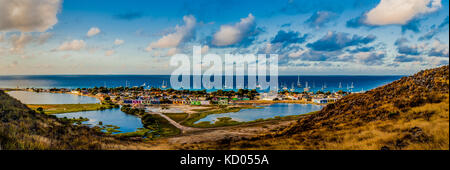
[
  {"x1": 121, "y1": 105, "x2": 146, "y2": 115},
  {"x1": 94, "y1": 124, "x2": 122, "y2": 134},
  {"x1": 120, "y1": 105, "x2": 180, "y2": 138},
  {"x1": 27, "y1": 103, "x2": 119, "y2": 114},
  {"x1": 141, "y1": 114, "x2": 180, "y2": 138},
  {"x1": 114, "y1": 128, "x2": 151, "y2": 138},
  {"x1": 59, "y1": 116, "x2": 89, "y2": 125}
]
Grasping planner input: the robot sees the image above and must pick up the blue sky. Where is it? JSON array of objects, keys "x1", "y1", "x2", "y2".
[{"x1": 0, "y1": 0, "x2": 448, "y2": 75}]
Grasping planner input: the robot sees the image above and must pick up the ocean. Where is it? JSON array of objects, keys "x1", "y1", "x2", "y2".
[{"x1": 0, "y1": 75, "x2": 404, "y2": 92}]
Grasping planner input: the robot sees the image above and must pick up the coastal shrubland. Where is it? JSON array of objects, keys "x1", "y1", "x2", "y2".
[
  {"x1": 121, "y1": 105, "x2": 146, "y2": 115},
  {"x1": 27, "y1": 103, "x2": 118, "y2": 114},
  {"x1": 141, "y1": 114, "x2": 180, "y2": 138},
  {"x1": 59, "y1": 116, "x2": 89, "y2": 125},
  {"x1": 0, "y1": 90, "x2": 131, "y2": 150}
]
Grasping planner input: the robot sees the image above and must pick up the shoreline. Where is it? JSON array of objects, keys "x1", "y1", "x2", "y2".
[{"x1": 2, "y1": 88, "x2": 328, "y2": 138}]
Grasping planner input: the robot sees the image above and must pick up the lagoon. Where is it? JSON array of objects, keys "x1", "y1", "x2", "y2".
[
  {"x1": 6, "y1": 91, "x2": 141, "y2": 133},
  {"x1": 6, "y1": 91, "x2": 99, "y2": 104},
  {"x1": 196, "y1": 103, "x2": 324, "y2": 123},
  {"x1": 55, "y1": 108, "x2": 144, "y2": 134}
]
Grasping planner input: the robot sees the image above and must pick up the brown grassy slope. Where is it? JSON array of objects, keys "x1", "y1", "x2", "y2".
[
  {"x1": 0, "y1": 90, "x2": 131, "y2": 150},
  {"x1": 186, "y1": 65, "x2": 449, "y2": 150}
]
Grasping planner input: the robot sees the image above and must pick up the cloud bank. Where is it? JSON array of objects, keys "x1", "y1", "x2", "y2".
[
  {"x1": 365, "y1": 0, "x2": 442, "y2": 25},
  {"x1": 307, "y1": 31, "x2": 376, "y2": 51},
  {"x1": 0, "y1": 0, "x2": 62, "y2": 32}
]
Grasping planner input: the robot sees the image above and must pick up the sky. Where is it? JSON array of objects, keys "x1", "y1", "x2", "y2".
[{"x1": 0, "y1": 0, "x2": 448, "y2": 75}]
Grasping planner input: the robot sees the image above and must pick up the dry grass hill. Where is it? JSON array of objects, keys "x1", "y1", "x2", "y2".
[{"x1": 184, "y1": 65, "x2": 449, "y2": 150}]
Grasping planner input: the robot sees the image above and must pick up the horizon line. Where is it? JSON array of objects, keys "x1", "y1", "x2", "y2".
[{"x1": 0, "y1": 74, "x2": 407, "y2": 76}]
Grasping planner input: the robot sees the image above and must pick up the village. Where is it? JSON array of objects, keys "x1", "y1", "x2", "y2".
[{"x1": 20, "y1": 86, "x2": 350, "y2": 107}]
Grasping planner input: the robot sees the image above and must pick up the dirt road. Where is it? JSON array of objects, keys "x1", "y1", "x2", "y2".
[{"x1": 148, "y1": 111, "x2": 201, "y2": 133}]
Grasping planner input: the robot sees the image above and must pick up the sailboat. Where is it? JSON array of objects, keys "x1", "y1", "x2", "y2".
[
  {"x1": 161, "y1": 80, "x2": 167, "y2": 89},
  {"x1": 282, "y1": 82, "x2": 288, "y2": 90},
  {"x1": 290, "y1": 83, "x2": 295, "y2": 92},
  {"x1": 338, "y1": 82, "x2": 342, "y2": 89},
  {"x1": 296, "y1": 75, "x2": 302, "y2": 88},
  {"x1": 303, "y1": 81, "x2": 310, "y2": 92}
]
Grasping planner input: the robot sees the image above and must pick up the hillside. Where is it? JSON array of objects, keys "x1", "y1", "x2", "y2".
[
  {"x1": 185, "y1": 65, "x2": 449, "y2": 150},
  {"x1": 0, "y1": 90, "x2": 133, "y2": 150}
]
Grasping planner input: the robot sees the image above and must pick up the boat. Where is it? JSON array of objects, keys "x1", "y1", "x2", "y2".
[
  {"x1": 338, "y1": 82, "x2": 342, "y2": 89},
  {"x1": 296, "y1": 75, "x2": 302, "y2": 88},
  {"x1": 349, "y1": 82, "x2": 354, "y2": 92},
  {"x1": 282, "y1": 82, "x2": 288, "y2": 91},
  {"x1": 290, "y1": 83, "x2": 295, "y2": 92},
  {"x1": 161, "y1": 80, "x2": 167, "y2": 89},
  {"x1": 303, "y1": 81, "x2": 310, "y2": 92}
]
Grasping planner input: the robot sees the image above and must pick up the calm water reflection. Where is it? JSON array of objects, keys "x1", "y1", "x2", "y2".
[
  {"x1": 56, "y1": 108, "x2": 143, "y2": 133},
  {"x1": 6, "y1": 91, "x2": 99, "y2": 104},
  {"x1": 196, "y1": 103, "x2": 323, "y2": 123}
]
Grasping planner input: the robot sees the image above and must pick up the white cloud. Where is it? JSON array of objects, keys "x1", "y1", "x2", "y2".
[
  {"x1": 3, "y1": 32, "x2": 52, "y2": 54},
  {"x1": 114, "y1": 39, "x2": 124, "y2": 45},
  {"x1": 146, "y1": 15, "x2": 196, "y2": 51},
  {"x1": 87, "y1": 27, "x2": 101, "y2": 37},
  {"x1": 354, "y1": 51, "x2": 385, "y2": 65},
  {"x1": 365, "y1": 0, "x2": 442, "y2": 25},
  {"x1": 212, "y1": 13, "x2": 255, "y2": 46},
  {"x1": 288, "y1": 49, "x2": 309, "y2": 58},
  {"x1": 56, "y1": 40, "x2": 86, "y2": 51},
  {"x1": 0, "y1": 0, "x2": 62, "y2": 32},
  {"x1": 9, "y1": 33, "x2": 33, "y2": 53},
  {"x1": 105, "y1": 49, "x2": 115, "y2": 56},
  {"x1": 37, "y1": 32, "x2": 52, "y2": 44},
  {"x1": 428, "y1": 40, "x2": 449, "y2": 57}
]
